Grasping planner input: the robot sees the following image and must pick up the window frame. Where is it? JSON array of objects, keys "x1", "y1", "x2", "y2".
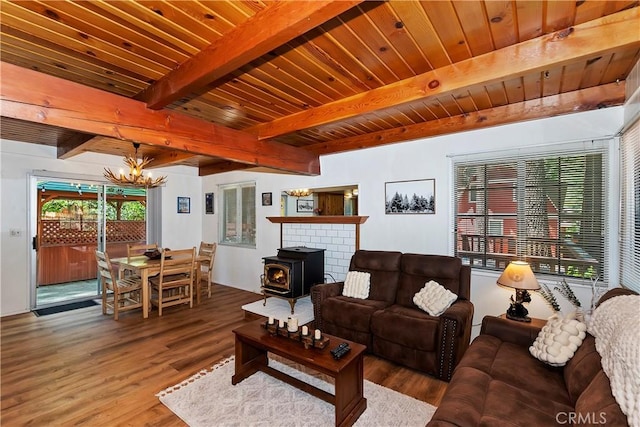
[
  {"x1": 218, "y1": 181, "x2": 256, "y2": 248},
  {"x1": 451, "y1": 140, "x2": 610, "y2": 283}
]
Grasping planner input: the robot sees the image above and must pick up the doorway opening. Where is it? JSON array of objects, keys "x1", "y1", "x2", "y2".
[{"x1": 34, "y1": 179, "x2": 148, "y2": 309}]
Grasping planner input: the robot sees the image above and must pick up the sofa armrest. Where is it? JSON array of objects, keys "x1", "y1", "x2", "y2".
[
  {"x1": 480, "y1": 315, "x2": 543, "y2": 348},
  {"x1": 437, "y1": 299, "x2": 474, "y2": 381},
  {"x1": 310, "y1": 281, "x2": 344, "y2": 330}
]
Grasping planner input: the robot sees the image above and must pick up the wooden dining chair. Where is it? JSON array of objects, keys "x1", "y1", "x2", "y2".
[
  {"x1": 197, "y1": 241, "x2": 217, "y2": 303},
  {"x1": 120, "y1": 243, "x2": 158, "y2": 278},
  {"x1": 95, "y1": 250, "x2": 143, "y2": 320},
  {"x1": 149, "y1": 247, "x2": 196, "y2": 316}
]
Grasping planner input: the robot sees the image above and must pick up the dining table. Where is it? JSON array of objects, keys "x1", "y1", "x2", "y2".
[{"x1": 111, "y1": 253, "x2": 209, "y2": 318}]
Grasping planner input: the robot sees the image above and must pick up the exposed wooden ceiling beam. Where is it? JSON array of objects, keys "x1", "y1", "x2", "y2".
[
  {"x1": 57, "y1": 132, "x2": 96, "y2": 159},
  {"x1": 145, "y1": 150, "x2": 199, "y2": 168},
  {"x1": 0, "y1": 62, "x2": 320, "y2": 175},
  {"x1": 198, "y1": 161, "x2": 253, "y2": 176},
  {"x1": 249, "y1": 7, "x2": 640, "y2": 140},
  {"x1": 306, "y1": 82, "x2": 626, "y2": 155},
  {"x1": 136, "y1": 1, "x2": 363, "y2": 110}
]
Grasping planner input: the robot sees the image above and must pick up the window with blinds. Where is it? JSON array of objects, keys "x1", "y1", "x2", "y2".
[
  {"x1": 454, "y1": 143, "x2": 608, "y2": 281},
  {"x1": 620, "y1": 119, "x2": 640, "y2": 292}
]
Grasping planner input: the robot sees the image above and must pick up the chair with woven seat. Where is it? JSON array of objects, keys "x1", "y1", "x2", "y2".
[
  {"x1": 95, "y1": 250, "x2": 143, "y2": 320},
  {"x1": 149, "y1": 247, "x2": 196, "y2": 316},
  {"x1": 197, "y1": 241, "x2": 217, "y2": 303}
]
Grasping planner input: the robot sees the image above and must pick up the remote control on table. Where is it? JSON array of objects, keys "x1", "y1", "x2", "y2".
[{"x1": 331, "y1": 342, "x2": 351, "y2": 359}]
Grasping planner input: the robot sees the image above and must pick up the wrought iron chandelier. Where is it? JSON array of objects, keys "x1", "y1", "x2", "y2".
[
  {"x1": 286, "y1": 188, "x2": 312, "y2": 198},
  {"x1": 104, "y1": 143, "x2": 167, "y2": 188}
]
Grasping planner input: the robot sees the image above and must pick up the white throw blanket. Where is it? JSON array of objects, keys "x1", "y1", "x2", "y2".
[{"x1": 588, "y1": 294, "x2": 640, "y2": 427}]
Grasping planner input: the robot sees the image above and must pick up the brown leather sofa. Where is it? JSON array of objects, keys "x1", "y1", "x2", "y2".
[
  {"x1": 311, "y1": 250, "x2": 473, "y2": 381},
  {"x1": 428, "y1": 287, "x2": 637, "y2": 427}
]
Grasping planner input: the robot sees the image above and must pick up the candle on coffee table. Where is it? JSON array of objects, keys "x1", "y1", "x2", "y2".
[
  {"x1": 268, "y1": 316, "x2": 274, "y2": 325},
  {"x1": 314, "y1": 329, "x2": 321, "y2": 340},
  {"x1": 278, "y1": 319, "x2": 284, "y2": 328},
  {"x1": 302, "y1": 325, "x2": 309, "y2": 335},
  {"x1": 287, "y1": 317, "x2": 298, "y2": 332}
]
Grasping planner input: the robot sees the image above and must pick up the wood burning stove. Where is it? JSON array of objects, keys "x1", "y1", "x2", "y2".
[{"x1": 261, "y1": 246, "x2": 325, "y2": 313}]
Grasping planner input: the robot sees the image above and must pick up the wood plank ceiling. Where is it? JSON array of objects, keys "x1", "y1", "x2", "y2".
[{"x1": 1, "y1": 1, "x2": 639, "y2": 176}]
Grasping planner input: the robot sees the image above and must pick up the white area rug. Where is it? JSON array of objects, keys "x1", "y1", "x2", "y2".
[
  {"x1": 157, "y1": 356, "x2": 436, "y2": 427},
  {"x1": 242, "y1": 296, "x2": 314, "y2": 326}
]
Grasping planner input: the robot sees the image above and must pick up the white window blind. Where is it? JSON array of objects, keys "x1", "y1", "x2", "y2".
[
  {"x1": 620, "y1": 119, "x2": 640, "y2": 292},
  {"x1": 454, "y1": 141, "x2": 608, "y2": 281},
  {"x1": 219, "y1": 182, "x2": 256, "y2": 247}
]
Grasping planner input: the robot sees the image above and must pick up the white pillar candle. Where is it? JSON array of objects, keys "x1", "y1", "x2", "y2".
[
  {"x1": 278, "y1": 319, "x2": 284, "y2": 328},
  {"x1": 314, "y1": 329, "x2": 321, "y2": 340},
  {"x1": 302, "y1": 325, "x2": 309, "y2": 335},
  {"x1": 268, "y1": 316, "x2": 274, "y2": 325},
  {"x1": 287, "y1": 317, "x2": 298, "y2": 332}
]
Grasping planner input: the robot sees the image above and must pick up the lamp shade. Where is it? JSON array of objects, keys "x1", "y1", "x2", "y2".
[{"x1": 496, "y1": 261, "x2": 540, "y2": 290}]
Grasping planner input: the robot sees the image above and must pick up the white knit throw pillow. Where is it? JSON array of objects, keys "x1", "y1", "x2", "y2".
[
  {"x1": 529, "y1": 311, "x2": 587, "y2": 367},
  {"x1": 342, "y1": 271, "x2": 371, "y2": 299},
  {"x1": 413, "y1": 280, "x2": 458, "y2": 316}
]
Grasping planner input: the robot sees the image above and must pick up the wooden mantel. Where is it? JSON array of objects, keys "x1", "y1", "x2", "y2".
[
  {"x1": 266, "y1": 216, "x2": 368, "y2": 249},
  {"x1": 266, "y1": 216, "x2": 368, "y2": 224}
]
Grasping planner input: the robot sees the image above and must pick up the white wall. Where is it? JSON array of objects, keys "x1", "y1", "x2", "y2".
[
  {"x1": 1, "y1": 107, "x2": 624, "y2": 329},
  {"x1": 202, "y1": 107, "x2": 624, "y2": 337},
  {"x1": 0, "y1": 140, "x2": 201, "y2": 316}
]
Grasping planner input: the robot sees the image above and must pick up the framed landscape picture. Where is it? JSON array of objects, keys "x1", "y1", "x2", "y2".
[
  {"x1": 385, "y1": 179, "x2": 435, "y2": 214},
  {"x1": 262, "y1": 192, "x2": 272, "y2": 206},
  {"x1": 296, "y1": 199, "x2": 314, "y2": 213}
]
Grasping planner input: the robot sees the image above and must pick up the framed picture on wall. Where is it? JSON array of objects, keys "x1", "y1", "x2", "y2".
[
  {"x1": 205, "y1": 193, "x2": 214, "y2": 214},
  {"x1": 296, "y1": 199, "x2": 314, "y2": 213},
  {"x1": 177, "y1": 196, "x2": 191, "y2": 214},
  {"x1": 262, "y1": 192, "x2": 272, "y2": 206},
  {"x1": 385, "y1": 179, "x2": 435, "y2": 214}
]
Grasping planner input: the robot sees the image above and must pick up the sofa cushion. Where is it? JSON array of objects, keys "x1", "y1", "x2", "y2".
[
  {"x1": 342, "y1": 271, "x2": 370, "y2": 299},
  {"x1": 349, "y1": 250, "x2": 402, "y2": 303},
  {"x1": 429, "y1": 366, "x2": 574, "y2": 427},
  {"x1": 574, "y1": 370, "x2": 629, "y2": 426},
  {"x1": 396, "y1": 254, "x2": 464, "y2": 307},
  {"x1": 413, "y1": 280, "x2": 457, "y2": 316},
  {"x1": 459, "y1": 334, "x2": 571, "y2": 406},
  {"x1": 563, "y1": 335, "x2": 604, "y2": 403},
  {"x1": 370, "y1": 304, "x2": 439, "y2": 351},
  {"x1": 320, "y1": 296, "x2": 390, "y2": 333}
]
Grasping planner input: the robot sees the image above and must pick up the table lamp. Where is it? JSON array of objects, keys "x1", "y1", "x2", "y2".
[{"x1": 496, "y1": 261, "x2": 540, "y2": 322}]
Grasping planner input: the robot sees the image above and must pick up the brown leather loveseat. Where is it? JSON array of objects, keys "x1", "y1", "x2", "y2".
[
  {"x1": 428, "y1": 288, "x2": 637, "y2": 427},
  {"x1": 311, "y1": 250, "x2": 473, "y2": 381}
]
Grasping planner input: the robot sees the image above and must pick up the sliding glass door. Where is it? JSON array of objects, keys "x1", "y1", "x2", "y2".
[{"x1": 32, "y1": 176, "x2": 147, "y2": 309}]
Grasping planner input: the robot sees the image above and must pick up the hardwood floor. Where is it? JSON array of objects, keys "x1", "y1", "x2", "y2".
[{"x1": 1, "y1": 284, "x2": 448, "y2": 426}]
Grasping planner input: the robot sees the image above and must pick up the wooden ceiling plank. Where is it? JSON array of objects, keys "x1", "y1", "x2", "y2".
[
  {"x1": 601, "y1": 48, "x2": 640, "y2": 83},
  {"x1": 451, "y1": 1, "x2": 494, "y2": 56},
  {"x1": 485, "y1": 1, "x2": 518, "y2": 49},
  {"x1": 1, "y1": 2, "x2": 169, "y2": 78},
  {"x1": 579, "y1": 53, "x2": 614, "y2": 88},
  {"x1": 390, "y1": 1, "x2": 451, "y2": 69},
  {"x1": 0, "y1": 63, "x2": 320, "y2": 175},
  {"x1": 137, "y1": 1, "x2": 363, "y2": 110},
  {"x1": 249, "y1": 8, "x2": 640, "y2": 140},
  {"x1": 544, "y1": 0, "x2": 577, "y2": 32},
  {"x1": 420, "y1": 1, "x2": 472, "y2": 63},
  {"x1": 515, "y1": 0, "x2": 544, "y2": 41},
  {"x1": 306, "y1": 82, "x2": 625, "y2": 156}
]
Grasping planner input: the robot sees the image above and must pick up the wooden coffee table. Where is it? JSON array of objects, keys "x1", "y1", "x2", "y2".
[{"x1": 232, "y1": 320, "x2": 367, "y2": 427}]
